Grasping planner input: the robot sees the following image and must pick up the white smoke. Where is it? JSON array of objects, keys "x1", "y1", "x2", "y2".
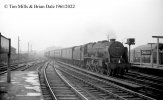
[{"x1": 107, "y1": 30, "x2": 117, "y2": 41}]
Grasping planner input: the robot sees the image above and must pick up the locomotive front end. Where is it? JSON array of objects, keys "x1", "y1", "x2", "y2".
[
  {"x1": 105, "y1": 39, "x2": 130, "y2": 76},
  {"x1": 108, "y1": 40, "x2": 125, "y2": 58}
]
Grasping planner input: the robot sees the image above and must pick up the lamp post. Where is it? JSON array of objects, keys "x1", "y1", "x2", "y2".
[
  {"x1": 148, "y1": 43, "x2": 155, "y2": 67},
  {"x1": 152, "y1": 36, "x2": 163, "y2": 67}
]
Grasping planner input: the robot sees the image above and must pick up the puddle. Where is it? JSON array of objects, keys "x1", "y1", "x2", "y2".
[
  {"x1": 25, "y1": 77, "x2": 40, "y2": 85},
  {"x1": 17, "y1": 93, "x2": 41, "y2": 96},
  {"x1": 27, "y1": 93, "x2": 41, "y2": 96},
  {"x1": 25, "y1": 86, "x2": 41, "y2": 92}
]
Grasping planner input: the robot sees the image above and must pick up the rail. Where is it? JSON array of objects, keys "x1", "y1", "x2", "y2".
[
  {"x1": 43, "y1": 63, "x2": 58, "y2": 100},
  {"x1": 43, "y1": 62, "x2": 88, "y2": 100},
  {"x1": 56, "y1": 61, "x2": 155, "y2": 100}
]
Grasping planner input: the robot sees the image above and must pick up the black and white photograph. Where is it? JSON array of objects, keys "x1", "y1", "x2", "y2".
[{"x1": 0, "y1": 0, "x2": 163, "y2": 100}]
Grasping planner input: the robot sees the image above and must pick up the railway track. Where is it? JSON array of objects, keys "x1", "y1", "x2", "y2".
[
  {"x1": 54, "y1": 61, "x2": 155, "y2": 100},
  {"x1": 0, "y1": 59, "x2": 45, "y2": 75},
  {"x1": 126, "y1": 70, "x2": 163, "y2": 86},
  {"x1": 42, "y1": 62, "x2": 89, "y2": 100},
  {"x1": 37, "y1": 62, "x2": 53, "y2": 100},
  {"x1": 25, "y1": 60, "x2": 46, "y2": 71},
  {"x1": 122, "y1": 70, "x2": 163, "y2": 99},
  {"x1": 0, "y1": 63, "x2": 27, "y2": 75}
]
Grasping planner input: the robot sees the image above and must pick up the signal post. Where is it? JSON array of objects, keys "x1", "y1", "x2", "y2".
[{"x1": 126, "y1": 38, "x2": 135, "y2": 62}]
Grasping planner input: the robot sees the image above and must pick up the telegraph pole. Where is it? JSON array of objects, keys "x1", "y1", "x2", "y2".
[
  {"x1": 18, "y1": 36, "x2": 20, "y2": 63},
  {"x1": 28, "y1": 42, "x2": 29, "y2": 56},
  {"x1": 31, "y1": 44, "x2": 32, "y2": 52},
  {"x1": 152, "y1": 36, "x2": 163, "y2": 67}
]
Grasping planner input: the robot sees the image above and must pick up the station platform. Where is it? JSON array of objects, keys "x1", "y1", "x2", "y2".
[
  {"x1": 132, "y1": 62, "x2": 163, "y2": 70},
  {"x1": 131, "y1": 63, "x2": 163, "y2": 77},
  {"x1": 0, "y1": 71, "x2": 44, "y2": 100}
]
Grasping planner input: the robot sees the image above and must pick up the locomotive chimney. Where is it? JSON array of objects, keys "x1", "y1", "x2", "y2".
[{"x1": 110, "y1": 39, "x2": 116, "y2": 42}]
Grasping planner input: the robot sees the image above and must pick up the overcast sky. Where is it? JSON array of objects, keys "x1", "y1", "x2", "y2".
[{"x1": 0, "y1": 0, "x2": 163, "y2": 52}]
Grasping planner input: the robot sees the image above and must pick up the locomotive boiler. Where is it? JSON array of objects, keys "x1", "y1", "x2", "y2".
[{"x1": 83, "y1": 39, "x2": 130, "y2": 76}]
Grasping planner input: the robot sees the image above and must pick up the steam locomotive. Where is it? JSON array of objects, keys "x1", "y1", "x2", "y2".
[{"x1": 45, "y1": 39, "x2": 130, "y2": 76}]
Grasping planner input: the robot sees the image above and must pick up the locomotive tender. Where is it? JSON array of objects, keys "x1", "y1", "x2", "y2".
[{"x1": 46, "y1": 39, "x2": 130, "y2": 76}]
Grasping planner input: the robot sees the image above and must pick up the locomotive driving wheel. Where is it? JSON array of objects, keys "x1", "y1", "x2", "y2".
[
  {"x1": 86, "y1": 61, "x2": 91, "y2": 70},
  {"x1": 93, "y1": 60, "x2": 99, "y2": 73},
  {"x1": 86, "y1": 60, "x2": 93, "y2": 71}
]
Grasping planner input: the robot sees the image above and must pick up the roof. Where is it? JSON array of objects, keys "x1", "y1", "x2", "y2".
[{"x1": 132, "y1": 43, "x2": 163, "y2": 51}]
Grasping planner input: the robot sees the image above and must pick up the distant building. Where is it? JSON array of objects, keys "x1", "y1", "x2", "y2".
[
  {"x1": 130, "y1": 43, "x2": 163, "y2": 64},
  {"x1": 11, "y1": 46, "x2": 16, "y2": 54}
]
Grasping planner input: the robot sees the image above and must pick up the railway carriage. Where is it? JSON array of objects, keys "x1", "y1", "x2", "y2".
[
  {"x1": 72, "y1": 46, "x2": 84, "y2": 67},
  {"x1": 61, "y1": 47, "x2": 74, "y2": 63},
  {"x1": 54, "y1": 49, "x2": 62, "y2": 58},
  {"x1": 49, "y1": 50, "x2": 55, "y2": 59}
]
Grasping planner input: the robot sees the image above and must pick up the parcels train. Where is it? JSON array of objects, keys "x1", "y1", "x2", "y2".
[{"x1": 45, "y1": 39, "x2": 131, "y2": 76}]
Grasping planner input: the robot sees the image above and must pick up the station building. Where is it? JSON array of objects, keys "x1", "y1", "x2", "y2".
[{"x1": 130, "y1": 43, "x2": 163, "y2": 64}]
